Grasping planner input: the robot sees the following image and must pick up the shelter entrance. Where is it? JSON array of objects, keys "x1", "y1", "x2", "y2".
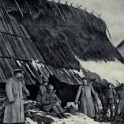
[{"x1": 49, "y1": 75, "x2": 78, "y2": 107}]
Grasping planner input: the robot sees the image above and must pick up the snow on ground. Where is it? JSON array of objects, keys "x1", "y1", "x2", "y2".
[{"x1": 26, "y1": 112, "x2": 110, "y2": 124}]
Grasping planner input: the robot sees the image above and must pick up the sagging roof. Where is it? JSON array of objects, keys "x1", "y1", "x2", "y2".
[
  {"x1": 0, "y1": 8, "x2": 44, "y2": 62},
  {"x1": 0, "y1": 0, "x2": 123, "y2": 85},
  {"x1": 117, "y1": 40, "x2": 124, "y2": 49},
  {"x1": 0, "y1": 57, "x2": 83, "y2": 85},
  {"x1": 0, "y1": 0, "x2": 123, "y2": 70}
]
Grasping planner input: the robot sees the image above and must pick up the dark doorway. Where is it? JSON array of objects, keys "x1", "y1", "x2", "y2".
[
  {"x1": 26, "y1": 85, "x2": 39, "y2": 100},
  {"x1": 49, "y1": 75, "x2": 79, "y2": 107}
]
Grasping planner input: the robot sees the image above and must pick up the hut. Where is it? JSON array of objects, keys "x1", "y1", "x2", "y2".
[{"x1": 0, "y1": 0, "x2": 123, "y2": 105}]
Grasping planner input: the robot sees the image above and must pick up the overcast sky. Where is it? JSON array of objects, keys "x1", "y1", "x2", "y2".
[{"x1": 53, "y1": 0, "x2": 124, "y2": 47}]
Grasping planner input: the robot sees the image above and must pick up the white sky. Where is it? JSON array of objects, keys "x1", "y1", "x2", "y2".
[
  {"x1": 53, "y1": 0, "x2": 124, "y2": 46},
  {"x1": 80, "y1": 60, "x2": 124, "y2": 85}
]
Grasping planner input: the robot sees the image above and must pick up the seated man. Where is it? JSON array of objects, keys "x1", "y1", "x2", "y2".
[
  {"x1": 41, "y1": 84, "x2": 68, "y2": 119},
  {"x1": 36, "y1": 77, "x2": 48, "y2": 102}
]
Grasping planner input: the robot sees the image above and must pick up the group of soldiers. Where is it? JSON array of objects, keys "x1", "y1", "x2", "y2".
[
  {"x1": 2, "y1": 68, "x2": 124, "y2": 124},
  {"x1": 74, "y1": 78, "x2": 124, "y2": 122},
  {"x1": 102, "y1": 83, "x2": 124, "y2": 122}
]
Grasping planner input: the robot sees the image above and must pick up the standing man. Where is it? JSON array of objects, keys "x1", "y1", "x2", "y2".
[
  {"x1": 115, "y1": 83, "x2": 124, "y2": 122},
  {"x1": 103, "y1": 83, "x2": 116, "y2": 120},
  {"x1": 75, "y1": 78, "x2": 99, "y2": 119},
  {"x1": 3, "y1": 68, "x2": 30, "y2": 124}
]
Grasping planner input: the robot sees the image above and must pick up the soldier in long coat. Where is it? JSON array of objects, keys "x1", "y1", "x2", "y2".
[
  {"x1": 115, "y1": 83, "x2": 124, "y2": 122},
  {"x1": 75, "y1": 78, "x2": 98, "y2": 118},
  {"x1": 3, "y1": 69, "x2": 30, "y2": 124},
  {"x1": 103, "y1": 83, "x2": 116, "y2": 120}
]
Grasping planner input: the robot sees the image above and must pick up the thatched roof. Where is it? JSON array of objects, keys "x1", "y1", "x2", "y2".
[
  {"x1": 2, "y1": 0, "x2": 123, "y2": 66},
  {"x1": 0, "y1": 0, "x2": 123, "y2": 85},
  {"x1": 117, "y1": 39, "x2": 124, "y2": 49},
  {"x1": 117, "y1": 39, "x2": 124, "y2": 58}
]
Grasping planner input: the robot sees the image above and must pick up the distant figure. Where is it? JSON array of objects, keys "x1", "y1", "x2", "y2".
[
  {"x1": 3, "y1": 68, "x2": 30, "y2": 124},
  {"x1": 41, "y1": 84, "x2": 68, "y2": 118},
  {"x1": 115, "y1": 83, "x2": 124, "y2": 122},
  {"x1": 36, "y1": 77, "x2": 48, "y2": 102},
  {"x1": 75, "y1": 78, "x2": 99, "y2": 119},
  {"x1": 103, "y1": 83, "x2": 116, "y2": 120}
]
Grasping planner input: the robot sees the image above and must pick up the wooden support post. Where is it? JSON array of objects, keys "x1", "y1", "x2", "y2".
[{"x1": 14, "y1": 0, "x2": 24, "y2": 18}]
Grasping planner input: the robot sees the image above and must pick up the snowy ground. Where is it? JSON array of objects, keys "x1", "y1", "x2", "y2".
[{"x1": 26, "y1": 112, "x2": 111, "y2": 124}]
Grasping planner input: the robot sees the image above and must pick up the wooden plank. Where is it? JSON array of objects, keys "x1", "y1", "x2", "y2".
[
  {"x1": 11, "y1": 36, "x2": 25, "y2": 60},
  {"x1": 0, "y1": 9, "x2": 12, "y2": 34},
  {"x1": 0, "y1": 9, "x2": 10, "y2": 33},
  {"x1": 0, "y1": 11, "x2": 26, "y2": 60},
  {"x1": 4, "y1": 58, "x2": 13, "y2": 75},
  {"x1": 2, "y1": 15, "x2": 30, "y2": 60},
  {"x1": 20, "y1": 25, "x2": 45, "y2": 62},
  {"x1": 8, "y1": 59, "x2": 18, "y2": 71},
  {"x1": 2, "y1": 58, "x2": 12, "y2": 79},
  {"x1": 0, "y1": 58, "x2": 10, "y2": 79},
  {"x1": 18, "y1": 37, "x2": 37, "y2": 60},
  {"x1": 0, "y1": 33, "x2": 10, "y2": 57},
  {"x1": 6, "y1": 35, "x2": 23, "y2": 60},
  {"x1": 0, "y1": 49, "x2": 2, "y2": 56},
  {"x1": 9, "y1": 18, "x2": 22, "y2": 36},
  {"x1": 16, "y1": 60, "x2": 35, "y2": 85},
  {"x1": 16, "y1": 37, "x2": 31, "y2": 60},
  {"x1": 24, "y1": 0, "x2": 33, "y2": 17},
  {"x1": 12, "y1": 22, "x2": 33, "y2": 60},
  {"x1": 14, "y1": 0, "x2": 24, "y2": 18},
  {"x1": 1, "y1": 33, "x2": 15, "y2": 58},
  {"x1": 0, "y1": 17, "x2": 7, "y2": 32},
  {"x1": 10, "y1": 16, "x2": 26, "y2": 38},
  {"x1": 20, "y1": 62, "x2": 35, "y2": 85},
  {"x1": 0, "y1": 65, "x2": 6, "y2": 83}
]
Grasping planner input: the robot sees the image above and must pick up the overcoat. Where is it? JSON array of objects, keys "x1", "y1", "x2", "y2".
[
  {"x1": 116, "y1": 87, "x2": 124, "y2": 115},
  {"x1": 36, "y1": 84, "x2": 47, "y2": 102},
  {"x1": 41, "y1": 92, "x2": 61, "y2": 111},
  {"x1": 75, "y1": 85, "x2": 98, "y2": 117},
  {"x1": 3, "y1": 77, "x2": 29, "y2": 123}
]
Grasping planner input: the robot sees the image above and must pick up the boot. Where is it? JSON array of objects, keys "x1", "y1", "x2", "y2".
[
  {"x1": 61, "y1": 113, "x2": 70, "y2": 118},
  {"x1": 58, "y1": 113, "x2": 64, "y2": 119},
  {"x1": 110, "y1": 108, "x2": 114, "y2": 121}
]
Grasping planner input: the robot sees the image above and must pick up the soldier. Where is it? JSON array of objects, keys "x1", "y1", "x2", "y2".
[
  {"x1": 103, "y1": 83, "x2": 116, "y2": 120},
  {"x1": 75, "y1": 78, "x2": 99, "y2": 119},
  {"x1": 115, "y1": 83, "x2": 124, "y2": 122},
  {"x1": 3, "y1": 68, "x2": 30, "y2": 124},
  {"x1": 41, "y1": 84, "x2": 69, "y2": 119},
  {"x1": 36, "y1": 77, "x2": 48, "y2": 102}
]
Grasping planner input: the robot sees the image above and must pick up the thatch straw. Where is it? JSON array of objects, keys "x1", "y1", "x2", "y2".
[{"x1": 0, "y1": 0, "x2": 124, "y2": 70}]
